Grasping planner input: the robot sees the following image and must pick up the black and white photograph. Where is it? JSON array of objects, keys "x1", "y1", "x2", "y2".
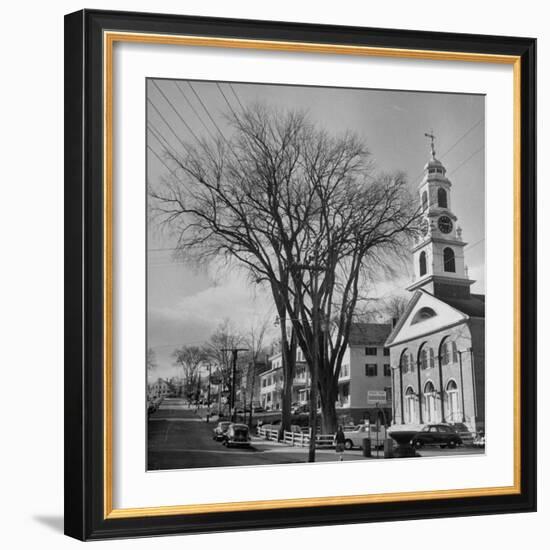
[{"x1": 146, "y1": 79, "x2": 486, "y2": 471}]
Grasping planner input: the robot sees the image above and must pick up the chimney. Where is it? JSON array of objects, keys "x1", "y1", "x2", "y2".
[{"x1": 392, "y1": 317, "x2": 398, "y2": 328}]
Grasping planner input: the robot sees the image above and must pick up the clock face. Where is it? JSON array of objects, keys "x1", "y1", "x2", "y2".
[{"x1": 438, "y1": 216, "x2": 453, "y2": 234}]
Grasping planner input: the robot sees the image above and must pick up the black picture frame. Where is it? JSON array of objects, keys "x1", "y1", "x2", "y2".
[{"x1": 64, "y1": 9, "x2": 536, "y2": 541}]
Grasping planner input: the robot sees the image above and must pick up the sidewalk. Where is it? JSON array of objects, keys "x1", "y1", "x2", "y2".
[{"x1": 250, "y1": 435, "x2": 380, "y2": 460}]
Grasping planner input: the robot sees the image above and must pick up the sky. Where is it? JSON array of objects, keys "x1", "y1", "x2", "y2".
[{"x1": 146, "y1": 79, "x2": 485, "y2": 379}]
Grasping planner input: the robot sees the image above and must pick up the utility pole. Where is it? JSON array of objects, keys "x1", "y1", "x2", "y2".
[{"x1": 222, "y1": 347, "x2": 249, "y2": 422}]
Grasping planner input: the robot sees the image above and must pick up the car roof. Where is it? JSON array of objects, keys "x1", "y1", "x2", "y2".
[{"x1": 231, "y1": 423, "x2": 249, "y2": 429}]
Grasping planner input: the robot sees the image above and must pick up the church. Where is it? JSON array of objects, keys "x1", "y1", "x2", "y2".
[{"x1": 385, "y1": 136, "x2": 485, "y2": 435}]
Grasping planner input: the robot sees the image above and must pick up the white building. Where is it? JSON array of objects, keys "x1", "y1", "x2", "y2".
[
  {"x1": 258, "y1": 324, "x2": 393, "y2": 424},
  {"x1": 385, "y1": 138, "x2": 485, "y2": 434}
]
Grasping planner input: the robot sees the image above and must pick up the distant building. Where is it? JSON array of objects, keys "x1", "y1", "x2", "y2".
[
  {"x1": 147, "y1": 378, "x2": 170, "y2": 400},
  {"x1": 258, "y1": 324, "x2": 393, "y2": 424},
  {"x1": 259, "y1": 348, "x2": 308, "y2": 411},
  {"x1": 385, "y1": 139, "x2": 485, "y2": 434},
  {"x1": 337, "y1": 323, "x2": 393, "y2": 424}
]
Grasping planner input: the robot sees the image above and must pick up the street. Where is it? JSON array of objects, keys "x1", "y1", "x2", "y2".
[{"x1": 147, "y1": 398, "x2": 484, "y2": 470}]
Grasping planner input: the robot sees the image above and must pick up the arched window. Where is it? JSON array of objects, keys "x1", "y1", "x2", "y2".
[
  {"x1": 418, "y1": 343, "x2": 433, "y2": 370},
  {"x1": 437, "y1": 187, "x2": 448, "y2": 208},
  {"x1": 446, "y1": 379, "x2": 460, "y2": 422},
  {"x1": 405, "y1": 386, "x2": 417, "y2": 424},
  {"x1": 419, "y1": 251, "x2": 427, "y2": 276},
  {"x1": 400, "y1": 349, "x2": 409, "y2": 374},
  {"x1": 422, "y1": 191, "x2": 428, "y2": 211},
  {"x1": 408, "y1": 352, "x2": 415, "y2": 373},
  {"x1": 443, "y1": 247, "x2": 455, "y2": 272},
  {"x1": 424, "y1": 381, "x2": 437, "y2": 423}
]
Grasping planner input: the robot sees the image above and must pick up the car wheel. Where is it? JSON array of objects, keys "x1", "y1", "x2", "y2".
[
  {"x1": 440, "y1": 444, "x2": 447, "y2": 449},
  {"x1": 344, "y1": 439, "x2": 353, "y2": 451},
  {"x1": 448, "y1": 440, "x2": 457, "y2": 449},
  {"x1": 414, "y1": 440, "x2": 423, "y2": 449}
]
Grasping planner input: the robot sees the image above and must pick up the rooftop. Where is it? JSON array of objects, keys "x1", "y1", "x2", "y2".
[{"x1": 348, "y1": 323, "x2": 393, "y2": 346}]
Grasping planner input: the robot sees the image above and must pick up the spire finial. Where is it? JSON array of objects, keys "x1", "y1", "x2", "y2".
[{"x1": 424, "y1": 130, "x2": 436, "y2": 159}]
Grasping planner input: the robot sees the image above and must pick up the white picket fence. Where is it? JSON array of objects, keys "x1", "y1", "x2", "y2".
[{"x1": 257, "y1": 427, "x2": 335, "y2": 448}]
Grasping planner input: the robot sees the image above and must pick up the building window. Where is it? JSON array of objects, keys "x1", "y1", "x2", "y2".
[
  {"x1": 365, "y1": 347, "x2": 377, "y2": 356},
  {"x1": 340, "y1": 363, "x2": 350, "y2": 378},
  {"x1": 383, "y1": 347, "x2": 390, "y2": 356},
  {"x1": 424, "y1": 381, "x2": 437, "y2": 423},
  {"x1": 419, "y1": 345, "x2": 434, "y2": 370},
  {"x1": 400, "y1": 349, "x2": 409, "y2": 373},
  {"x1": 419, "y1": 251, "x2": 427, "y2": 276},
  {"x1": 411, "y1": 306, "x2": 437, "y2": 324},
  {"x1": 405, "y1": 386, "x2": 417, "y2": 424},
  {"x1": 438, "y1": 187, "x2": 448, "y2": 208},
  {"x1": 443, "y1": 247, "x2": 456, "y2": 272},
  {"x1": 365, "y1": 364, "x2": 378, "y2": 377},
  {"x1": 383, "y1": 364, "x2": 391, "y2": 377},
  {"x1": 422, "y1": 190, "x2": 428, "y2": 211}
]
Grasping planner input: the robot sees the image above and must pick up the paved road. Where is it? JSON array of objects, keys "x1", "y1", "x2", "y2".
[{"x1": 147, "y1": 398, "x2": 484, "y2": 471}]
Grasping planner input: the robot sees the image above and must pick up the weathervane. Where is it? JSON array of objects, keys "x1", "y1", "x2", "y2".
[{"x1": 424, "y1": 130, "x2": 436, "y2": 159}]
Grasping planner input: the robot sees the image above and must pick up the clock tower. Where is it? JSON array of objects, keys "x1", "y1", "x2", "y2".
[{"x1": 407, "y1": 133, "x2": 474, "y2": 298}]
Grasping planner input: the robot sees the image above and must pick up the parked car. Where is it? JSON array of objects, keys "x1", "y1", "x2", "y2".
[
  {"x1": 473, "y1": 432, "x2": 486, "y2": 448},
  {"x1": 342, "y1": 424, "x2": 387, "y2": 450},
  {"x1": 410, "y1": 424, "x2": 463, "y2": 449},
  {"x1": 342, "y1": 425, "x2": 369, "y2": 450},
  {"x1": 212, "y1": 421, "x2": 232, "y2": 441},
  {"x1": 253, "y1": 406, "x2": 265, "y2": 413},
  {"x1": 223, "y1": 423, "x2": 251, "y2": 447}
]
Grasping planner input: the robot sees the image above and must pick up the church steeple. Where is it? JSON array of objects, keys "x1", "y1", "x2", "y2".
[{"x1": 407, "y1": 133, "x2": 474, "y2": 298}]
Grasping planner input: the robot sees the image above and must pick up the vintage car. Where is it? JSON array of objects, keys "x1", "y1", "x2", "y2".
[
  {"x1": 410, "y1": 424, "x2": 463, "y2": 449},
  {"x1": 342, "y1": 424, "x2": 386, "y2": 450},
  {"x1": 223, "y1": 423, "x2": 251, "y2": 447},
  {"x1": 212, "y1": 421, "x2": 232, "y2": 441}
]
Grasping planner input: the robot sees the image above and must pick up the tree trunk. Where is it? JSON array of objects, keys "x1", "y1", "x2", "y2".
[
  {"x1": 320, "y1": 382, "x2": 338, "y2": 434},
  {"x1": 279, "y1": 331, "x2": 296, "y2": 439}
]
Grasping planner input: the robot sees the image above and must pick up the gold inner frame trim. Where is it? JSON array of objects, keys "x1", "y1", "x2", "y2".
[{"x1": 103, "y1": 30, "x2": 522, "y2": 520}]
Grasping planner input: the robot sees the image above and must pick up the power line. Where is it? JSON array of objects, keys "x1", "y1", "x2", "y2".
[
  {"x1": 148, "y1": 125, "x2": 179, "y2": 160},
  {"x1": 147, "y1": 144, "x2": 178, "y2": 177},
  {"x1": 187, "y1": 81, "x2": 228, "y2": 141},
  {"x1": 439, "y1": 118, "x2": 483, "y2": 159},
  {"x1": 228, "y1": 83, "x2": 245, "y2": 111},
  {"x1": 446, "y1": 145, "x2": 484, "y2": 178},
  {"x1": 173, "y1": 81, "x2": 218, "y2": 142},
  {"x1": 151, "y1": 80, "x2": 204, "y2": 148},
  {"x1": 410, "y1": 117, "x2": 484, "y2": 187},
  {"x1": 148, "y1": 121, "x2": 179, "y2": 157},
  {"x1": 216, "y1": 82, "x2": 239, "y2": 119},
  {"x1": 147, "y1": 98, "x2": 191, "y2": 155}
]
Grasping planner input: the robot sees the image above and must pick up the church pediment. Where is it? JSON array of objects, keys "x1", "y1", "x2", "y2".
[{"x1": 386, "y1": 290, "x2": 468, "y2": 347}]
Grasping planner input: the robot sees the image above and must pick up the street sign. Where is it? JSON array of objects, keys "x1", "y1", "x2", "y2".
[{"x1": 367, "y1": 390, "x2": 387, "y2": 404}]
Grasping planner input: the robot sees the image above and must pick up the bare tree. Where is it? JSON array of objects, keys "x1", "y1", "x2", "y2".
[
  {"x1": 150, "y1": 103, "x2": 420, "y2": 438},
  {"x1": 173, "y1": 345, "x2": 206, "y2": 402},
  {"x1": 147, "y1": 347, "x2": 157, "y2": 373},
  {"x1": 205, "y1": 319, "x2": 245, "y2": 402},
  {"x1": 383, "y1": 294, "x2": 409, "y2": 323}
]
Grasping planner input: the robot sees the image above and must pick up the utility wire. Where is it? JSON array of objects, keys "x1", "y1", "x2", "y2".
[
  {"x1": 228, "y1": 83, "x2": 245, "y2": 111},
  {"x1": 151, "y1": 80, "x2": 204, "y2": 148},
  {"x1": 173, "y1": 81, "x2": 218, "y2": 142},
  {"x1": 147, "y1": 98, "x2": 191, "y2": 155},
  {"x1": 216, "y1": 82, "x2": 239, "y2": 119}
]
